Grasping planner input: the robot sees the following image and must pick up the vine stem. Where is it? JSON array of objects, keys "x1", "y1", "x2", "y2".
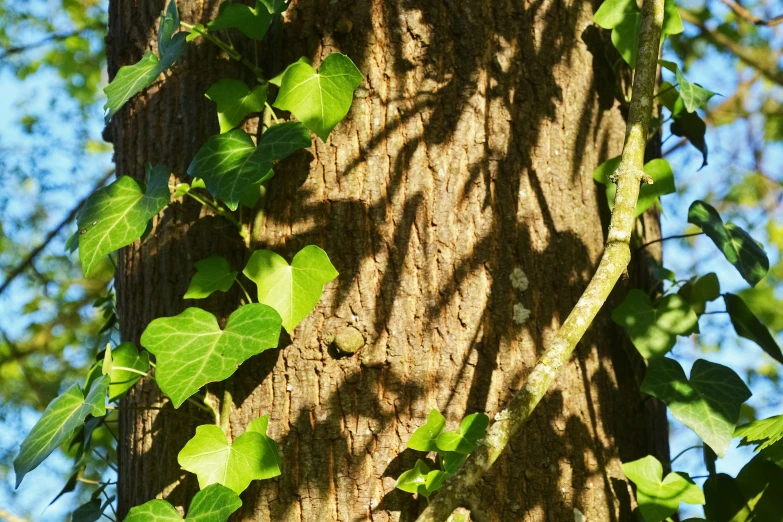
[
  {"x1": 236, "y1": 278, "x2": 254, "y2": 304},
  {"x1": 414, "y1": 0, "x2": 665, "y2": 519},
  {"x1": 180, "y1": 21, "x2": 266, "y2": 82},
  {"x1": 184, "y1": 190, "x2": 249, "y2": 243},
  {"x1": 637, "y1": 231, "x2": 703, "y2": 251},
  {"x1": 219, "y1": 377, "x2": 233, "y2": 436}
]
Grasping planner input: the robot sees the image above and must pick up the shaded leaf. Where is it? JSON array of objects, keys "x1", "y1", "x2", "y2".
[
  {"x1": 678, "y1": 273, "x2": 720, "y2": 316},
  {"x1": 611, "y1": 289, "x2": 698, "y2": 359},
  {"x1": 106, "y1": 342, "x2": 150, "y2": 400},
  {"x1": 622, "y1": 455, "x2": 704, "y2": 522},
  {"x1": 184, "y1": 256, "x2": 238, "y2": 300},
  {"x1": 140, "y1": 305, "x2": 282, "y2": 407},
  {"x1": 641, "y1": 358, "x2": 751, "y2": 457},
  {"x1": 77, "y1": 163, "x2": 170, "y2": 275},
  {"x1": 208, "y1": 1, "x2": 274, "y2": 39},
  {"x1": 593, "y1": 157, "x2": 676, "y2": 215},
  {"x1": 688, "y1": 201, "x2": 769, "y2": 287},
  {"x1": 436, "y1": 413, "x2": 489, "y2": 454},
  {"x1": 206, "y1": 79, "x2": 267, "y2": 133},
  {"x1": 724, "y1": 293, "x2": 783, "y2": 364},
  {"x1": 243, "y1": 245, "x2": 338, "y2": 332},
  {"x1": 273, "y1": 53, "x2": 363, "y2": 141}
]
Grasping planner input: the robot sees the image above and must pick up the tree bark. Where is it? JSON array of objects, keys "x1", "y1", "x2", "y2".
[{"x1": 108, "y1": 0, "x2": 669, "y2": 521}]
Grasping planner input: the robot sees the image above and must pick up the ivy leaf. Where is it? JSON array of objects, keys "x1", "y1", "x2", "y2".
[
  {"x1": 441, "y1": 451, "x2": 468, "y2": 474},
  {"x1": 208, "y1": 1, "x2": 274, "y2": 39},
  {"x1": 178, "y1": 419, "x2": 281, "y2": 494},
  {"x1": 253, "y1": 121, "x2": 312, "y2": 162},
  {"x1": 140, "y1": 304, "x2": 282, "y2": 408},
  {"x1": 407, "y1": 409, "x2": 446, "y2": 452},
  {"x1": 724, "y1": 293, "x2": 783, "y2": 364},
  {"x1": 186, "y1": 129, "x2": 260, "y2": 211},
  {"x1": 735, "y1": 414, "x2": 783, "y2": 451},
  {"x1": 124, "y1": 484, "x2": 241, "y2": 522},
  {"x1": 273, "y1": 53, "x2": 363, "y2": 141},
  {"x1": 611, "y1": 290, "x2": 698, "y2": 359},
  {"x1": 593, "y1": 157, "x2": 675, "y2": 215},
  {"x1": 206, "y1": 79, "x2": 267, "y2": 133},
  {"x1": 622, "y1": 455, "x2": 704, "y2": 522},
  {"x1": 72, "y1": 499, "x2": 104, "y2": 522},
  {"x1": 659, "y1": 61, "x2": 718, "y2": 113},
  {"x1": 703, "y1": 473, "x2": 748, "y2": 522},
  {"x1": 688, "y1": 201, "x2": 769, "y2": 287},
  {"x1": 395, "y1": 460, "x2": 449, "y2": 498},
  {"x1": 436, "y1": 413, "x2": 489, "y2": 454},
  {"x1": 243, "y1": 245, "x2": 338, "y2": 333},
  {"x1": 641, "y1": 358, "x2": 751, "y2": 457},
  {"x1": 594, "y1": 0, "x2": 682, "y2": 67},
  {"x1": 671, "y1": 109, "x2": 708, "y2": 167},
  {"x1": 77, "y1": 163, "x2": 170, "y2": 276},
  {"x1": 184, "y1": 256, "x2": 238, "y2": 300},
  {"x1": 103, "y1": 2, "x2": 186, "y2": 121},
  {"x1": 259, "y1": 0, "x2": 288, "y2": 14},
  {"x1": 705, "y1": 457, "x2": 783, "y2": 521},
  {"x1": 14, "y1": 375, "x2": 109, "y2": 487},
  {"x1": 678, "y1": 273, "x2": 721, "y2": 316},
  {"x1": 105, "y1": 342, "x2": 150, "y2": 400},
  {"x1": 269, "y1": 57, "x2": 311, "y2": 87}
]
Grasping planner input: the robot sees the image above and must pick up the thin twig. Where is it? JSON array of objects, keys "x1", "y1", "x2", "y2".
[
  {"x1": 0, "y1": 170, "x2": 114, "y2": 298},
  {"x1": 669, "y1": 444, "x2": 702, "y2": 464},
  {"x1": 414, "y1": 0, "x2": 665, "y2": 519},
  {"x1": 0, "y1": 25, "x2": 104, "y2": 61},
  {"x1": 719, "y1": 0, "x2": 783, "y2": 26},
  {"x1": 636, "y1": 232, "x2": 703, "y2": 251}
]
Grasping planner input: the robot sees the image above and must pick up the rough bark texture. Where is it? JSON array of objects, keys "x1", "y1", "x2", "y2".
[{"x1": 108, "y1": 0, "x2": 669, "y2": 521}]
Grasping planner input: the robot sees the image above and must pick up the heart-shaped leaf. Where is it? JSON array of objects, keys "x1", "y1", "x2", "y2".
[
  {"x1": 678, "y1": 273, "x2": 721, "y2": 316},
  {"x1": 104, "y1": 343, "x2": 150, "y2": 400},
  {"x1": 104, "y1": 2, "x2": 186, "y2": 121},
  {"x1": 407, "y1": 409, "x2": 446, "y2": 452},
  {"x1": 641, "y1": 358, "x2": 751, "y2": 457},
  {"x1": 14, "y1": 375, "x2": 109, "y2": 487},
  {"x1": 688, "y1": 201, "x2": 769, "y2": 287},
  {"x1": 184, "y1": 256, "x2": 238, "y2": 300},
  {"x1": 395, "y1": 459, "x2": 449, "y2": 498},
  {"x1": 124, "y1": 484, "x2": 241, "y2": 522},
  {"x1": 705, "y1": 457, "x2": 783, "y2": 521},
  {"x1": 77, "y1": 164, "x2": 170, "y2": 275},
  {"x1": 724, "y1": 293, "x2": 783, "y2": 364},
  {"x1": 273, "y1": 53, "x2": 363, "y2": 141},
  {"x1": 140, "y1": 304, "x2": 282, "y2": 407},
  {"x1": 659, "y1": 60, "x2": 718, "y2": 112},
  {"x1": 206, "y1": 79, "x2": 267, "y2": 133},
  {"x1": 436, "y1": 413, "x2": 489, "y2": 454},
  {"x1": 178, "y1": 415, "x2": 281, "y2": 494},
  {"x1": 622, "y1": 455, "x2": 704, "y2": 522},
  {"x1": 260, "y1": 0, "x2": 288, "y2": 14},
  {"x1": 243, "y1": 245, "x2": 338, "y2": 333},
  {"x1": 593, "y1": 157, "x2": 676, "y2": 215},
  {"x1": 611, "y1": 290, "x2": 698, "y2": 359},
  {"x1": 208, "y1": 1, "x2": 274, "y2": 39},
  {"x1": 658, "y1": 82, "x2": 709, "y2": 167}
]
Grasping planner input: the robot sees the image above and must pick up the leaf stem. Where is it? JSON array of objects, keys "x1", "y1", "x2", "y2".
[
  {"x1": 180, "y1": 21, "x2": 266, "y2": 83},
  {"x1": 236, "y1": 278, "x2": 254, "y2": 304},
  {"x1": 414, "y1": 0, "x2": 666, "y2": 519},
  {"x1": 111, "y1": 366, "x2": 149, "y2": 377},
  {"x1": 219, "y1": 377, "x2": 233, "y2": 437},
  {"x1": 92, "y1": 448, "x2": 118, "y2": 471},
  {"x1": 264, "y1": 102, "x2": 281, "y2": 125},
  {"x1": 637, "y1": 232, "x2": 703, "y2": 251},
  {"x1": 186, "y1": 396, "x2": 217, "y2": 417},
  {"x1": 184, "y1": 191, "x2": 249, "y2": 242},
  {"x1": 669, "y1": 444, "x2": 702, "y2": 464}
]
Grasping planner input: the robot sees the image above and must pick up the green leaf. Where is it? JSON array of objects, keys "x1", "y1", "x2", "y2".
[
  {"x1": 273, "y1": 53, "x2": 363, "y2": 141},
  {"x1": 594, "y1": 0, "x2": 638, "y2": 29},
  {"x1": 593, "y1": 157, "x2": 676, "y2": 215},
  {"x1": 724, "y1": 293, "x2": 783, "y2": 364},
  {"x1": 435, "y1": 413, "x2": 489, "y2": 454},
  {"x1": 14, "y1": 375, "x2": 109, "y2": 487},
  {"x1": 253, "y1": 121, "x2": 312, "y2": 161},
  {"x1": 269, "y1": 57, "x2": 311, "y2": 87},
  {"x1": 208, "y1": 1, "x2": 274, "y2": 39},
  {"x1": 611, "y1": 289, "x2": 698, "y2": 359},
  {"x1": 186, "y1": 129, "x2": 261, "y2": 211},
  {"x1": 395, "y1": 460, "x2": 449, "y2": 498},
  {"x1": 735, "y1": 414, "x2": 783, "y2": 451},
  {"x1": 441, "y1": 451, "x2": 468, "y2": 474},
  {"x1": 124, "y1": 484, "x2": 241, "y2": 522},
  {"x1": 622, "y1": 455, "x2": 704, "y2": 522},
  {"x1": 704, "y1": 457, "x2": 783, "y2": 521},
  {"x1": 662, "y1": 0, "x2": 684, "y2": 35},
  {"x1": 178, "y1": 420, "x2": 281, "y2": 494},
  {"x1": 259, "y1": 0, "x2": 288, "y2": 14},
  {"x1": 407, "y1": 409, "x2": 446, "y2": 452},
  {"x1": 671, "y1": 108, "x2": 708, "y2": 167},
  {"x1": 678, "y1": 273, "x2": 721, "y2": 316},
  {"x1": 72, "y1": 499, "x2": 103, "y2": 522},
  {"x1": 77, "y1": 164, "x2": 170, "y2": 275},
  {"x1": 641, "y1": 358, "x2": 751, "y2": 457},
  {"x1": 103, "y1": 2, "x2": 186, "y2": 121},
  {"x1": 106, "y1": 342, "x2": 150, "y2": 400},
  {"x1": 184, "y1": 256, "x2": 238, "y2": 299},
  {"x1": 140, "y1": 304, "x2": 282, "y2": 407},
  {"x1": 206, "y1": 79, "x2": 267, "y2": 133},
  {"x1": 659, "y1": 61, "x2": 718, "y2": 112},
  {"x1": 688, "y1": 201, "x2": 769, "y2": 287},
  {"x1": 243, "y1": 245, "x2": 338, "y2": 333},
  {"x1": 703, "y1": 473, "x2": 748, "y2": 522}
]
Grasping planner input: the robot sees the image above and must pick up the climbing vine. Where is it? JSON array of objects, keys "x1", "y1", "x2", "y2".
[{"x1": 8, "y1": 0, "x2": 783, "y2": 521}]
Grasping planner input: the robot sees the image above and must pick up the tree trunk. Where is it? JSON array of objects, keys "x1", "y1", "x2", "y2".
[{"x1": 108, "y1": 0, "x2": 669, "y2": 521}]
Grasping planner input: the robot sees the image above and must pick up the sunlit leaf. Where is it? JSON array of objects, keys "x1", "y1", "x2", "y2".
[
  {"x1": 659, "y1": 60, "x2": 718, "y2": 112},
  {"x1": 77, "y1": 164, "x2": 170, "y2": 275},
  {"x1": 641, "y1": 358, "x2": 751, "y2": 457},
  {"x1": 407, "y1": 409, "x2": 446, "y2": 452},
  {"x1": 14, "y1": 375, "x2": 109, "y2": 487},
  {"x1": 273, "y1": 53, "x2": 363, "y2": 141},
  {"x1": 395, "y1": 459, "x2": 449, "y2": 498},
  {"x1": 243, "y1": 245, "x2": 338, "y2": 332},
  {"x1": 436, "y1": 413, "x2": 489, "y2": 454},
  {"x1": 735, "y1": 414, "x2": 783, "y2": 451},
  {"x1": 593, "y1": 157, "x2": 676, "y2": 215},
  {"x1": 106, "y1": 342, "x2": 150, "y2": 400},
  {"x1": 140, "y1": 305, "x2": 282, "y2": 407},
  {"x1": 622, "y1": 455, "x2": 704, "y2": 522},
  {"x1": 208, "y1": 1, "x2": 274, "y2": 40},
  {"x1": 124, "y1": 484, "x2": 241, "y2": 522}
]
